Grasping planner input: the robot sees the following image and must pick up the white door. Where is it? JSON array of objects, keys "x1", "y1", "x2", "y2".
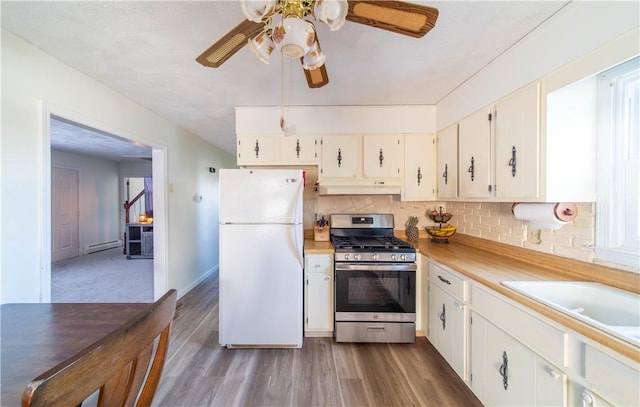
[
  {"x1": 403, "y1": 133, "x2": 436, "y2": 201},
  {"x1": 320, "y1": 134, "x2": 362, "y2": 179},
  {"x1": 305, "y1": 254, "x2": 334, "y2": 332},
  {"x1": 237, "y1": 135, "x2": 276, "y2": 165},
  {"x1": 279, "y1": 136, "x2": 317, "y2": 164},
  {"x1": 219, "y1": 169, "x2": 303, "y2": 224},
  {"x1": 459, "y1": 107, "x2": 492, "y2": 198},
  {"x1": 495, "y1": 83, "x2": 540, "y2": 199},
  {"x1": 219, "y1": 224, "x2": 303, "y2": 347},
  {"x1": 437, "y1": 124, "x2": 458, "y2": 199},
  {"x1": 363, "y1": 134, "x2": 402, "y2": 178},
  {"x1": 52, "y1": 167, "x2": 79, "y2": 262}
]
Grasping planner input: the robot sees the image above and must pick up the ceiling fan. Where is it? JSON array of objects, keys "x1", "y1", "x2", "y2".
[{"x1": 196, "y1": 0, "x2": 439, "y2": 89}]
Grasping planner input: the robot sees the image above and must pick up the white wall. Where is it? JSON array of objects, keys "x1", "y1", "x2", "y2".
[
  {"x1": 436, "y1": 1, "x2": 640, "y2": 130},
  {"x1": 51, "y1": 149, "x2": 121, "y2": 251},
  {"x1": 1, "y1": 30, "x2": 236, "y2": 303}
]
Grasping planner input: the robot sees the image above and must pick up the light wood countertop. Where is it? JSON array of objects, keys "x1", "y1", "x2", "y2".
[
  {"x1": 304, "y1": 240, "x2": 334, "y2": 254},
  {"x1": 415, "y1": 234, "x2": 640, "y2": 363},
  {"x1": 303, "y1": 230, "x2": 639, "y2": 362}
]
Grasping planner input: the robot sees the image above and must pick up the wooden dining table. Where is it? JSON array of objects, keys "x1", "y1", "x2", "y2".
[{"x1": 1, "y1": 302, "x2": 153, "y2": 407}]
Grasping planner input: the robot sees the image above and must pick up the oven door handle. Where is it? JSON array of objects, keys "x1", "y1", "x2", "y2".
[{"x1": 335, "y1": 262, "x2": 417, "y2": 272}]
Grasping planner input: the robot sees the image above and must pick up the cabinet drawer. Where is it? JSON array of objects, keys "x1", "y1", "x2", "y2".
[
  {"x1": 471, "y1": 284, "x2": 565, "y2": 367},
  {"x1": 429, "y1": 262, "x2": 466, "y2": 301},
  {"x1": 584, "y1": 344, "x2": 640, "y2": 406},
  {"x1": 305, "y1": 254, "x2": 332, "y2": 274}
]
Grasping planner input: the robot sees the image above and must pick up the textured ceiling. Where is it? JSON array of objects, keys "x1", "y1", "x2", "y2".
[
  {"x1": 2, "y1": 1, "x2": 569, "y2": 156},
  {"x1": 50, "y1": 116, "x2": 152, "y2": 162}
]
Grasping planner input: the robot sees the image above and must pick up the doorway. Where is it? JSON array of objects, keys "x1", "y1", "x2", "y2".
[{"x1": 44, "y1": 108, "x2": 167, "y2": 303}]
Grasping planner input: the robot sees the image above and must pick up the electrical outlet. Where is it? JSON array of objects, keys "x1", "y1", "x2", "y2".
[{"x1": 528, "y1": 229, "x2": 541, "y2": 243}]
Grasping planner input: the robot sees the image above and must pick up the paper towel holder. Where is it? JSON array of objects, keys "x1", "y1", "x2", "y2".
[{"x1": 511, "y1": 202, "x2": 578, "y2": 223}]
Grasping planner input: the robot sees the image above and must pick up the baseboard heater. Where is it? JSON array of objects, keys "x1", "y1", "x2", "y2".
[{"x1": 84, "y1": 240, "x2": 122, "y2": 255}]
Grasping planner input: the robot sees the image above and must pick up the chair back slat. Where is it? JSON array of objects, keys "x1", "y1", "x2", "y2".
[{"x1": 22, "y1": 289, "x2": 177, "y2": 407}]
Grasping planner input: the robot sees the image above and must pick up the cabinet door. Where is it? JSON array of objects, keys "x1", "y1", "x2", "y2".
[
  {"x1": 437, "y1": 124, "x2": 458, "y2": 199},
  {"x1": 279, "y1": 136, "x2": 318, "y2": 164},
  {"x1": 403, "y1": 134, "x2": 436, "y2": 201},
  {"x1": 470, "y1": 312, "x2": 564, "y2": 406},
  {"x1": 458, "y1": 108, "x2": 492, "y2": 198},
  {"x1": 304, "y1": 254, "x2": 334, "y2": 333},
  {"x1": 495, "y1": 82, "x2": 540, "y2": 199},
  {"x1": 320, "y1": 135, "x2": 361, "y2": 179},
  {"x1": 142, "y1": 228, "x2": 153, "y2": 257},
  {"x1": 237, "y1": 135, "x2": 276, "y2": 165},
  {"x1": 363, "y1": 135, "x2": 402, "y2": 178},
  {"x1": 429, "y1": 283, "x2": 465, "y2": 380}
]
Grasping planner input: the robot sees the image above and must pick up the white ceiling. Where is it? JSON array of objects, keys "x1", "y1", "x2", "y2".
[
  {"x1": 50, "y1": 116, "x2": 152, "y2": 162},
  {"x1": 1, "y1": 1, "x2": 569, "y2": 156}
]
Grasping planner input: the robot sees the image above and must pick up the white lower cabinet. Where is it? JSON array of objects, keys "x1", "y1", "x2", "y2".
[
  {"x1": 427, "y1": 261, "x2": 468, "y2": 381},
  {"x1": 581, "y1": 344, "x2": 640, "y2": 407},
  {"x1": 470, "y1": 311, "x2": 565, "y2": 406},
  {"x1": 429, "y1": 283, "x2": 466, "y2": 379},
  {"x1": 304, "y1": 253, "x2": 334, "y2": 336},
  {"x1": 423, "y1": 259, "x2": 636, "y2": 407}
]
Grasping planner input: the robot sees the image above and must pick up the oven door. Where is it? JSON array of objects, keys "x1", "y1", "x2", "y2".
[{"x1": 335, "y1": 262, "x2": 416, "y2": 322}]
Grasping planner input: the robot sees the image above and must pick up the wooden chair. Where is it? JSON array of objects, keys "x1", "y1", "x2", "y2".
[{"x1": 22, "y1": 289, "x2": 178, "y2": 407}]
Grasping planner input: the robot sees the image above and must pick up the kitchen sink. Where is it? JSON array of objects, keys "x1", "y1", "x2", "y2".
[{"x1": 501, "y1": 281, "x2": 640, "y2": 346}]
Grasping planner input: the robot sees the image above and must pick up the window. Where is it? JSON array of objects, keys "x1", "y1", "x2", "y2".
[{"x1": 595, "y1": 56, "x2": 639, "y2": 269}]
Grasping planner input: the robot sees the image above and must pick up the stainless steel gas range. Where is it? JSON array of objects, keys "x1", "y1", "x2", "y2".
[{"x1": 330, "y1": 214, "x2": 417, "y2": 343}]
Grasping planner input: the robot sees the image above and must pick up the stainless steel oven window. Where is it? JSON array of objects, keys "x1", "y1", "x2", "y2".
[{"x1": 335, "y1": 269, "x2": 416, "y2": 314}]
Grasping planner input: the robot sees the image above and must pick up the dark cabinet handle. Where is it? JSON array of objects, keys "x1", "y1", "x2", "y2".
[
  {"x1": 417, "y1": 167, "x2": 422, "y2": 186},
  {"x1": 379, "y1": 148, "x2": 384, "y2": 167},
  {"x1": 437, "y1": 275, "x2": 451, "y2": 285},
  {"x1": 442, "y1": 163, "x2": 448, "y2": 185},
  {"x1": 499, "y1": 351, "x2": 509, "y2": 390},
  {"x1": 468, "y1": 156, "x2": 475, "y2": 181},
  {"x1": 509, "y1": 146, "x2": 517, "y2": 177},
  {"x1": 295, "y1": 139, "x2": 301, "y2": 158},
  {"x1": 337, "y1": 148, "x2": 342, "y2": 167},
  {"x1": 439, "y1": 303, "x2": 446, "y2": 330},
  {"x1": 254, "y1": 140, "x2": 260, "y2": 158}
]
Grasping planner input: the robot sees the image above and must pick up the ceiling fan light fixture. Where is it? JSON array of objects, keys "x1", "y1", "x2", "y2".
[
  {"x1": 301, "y1": 40, "x2": 326, "y2": 70},
  {"x1": 248, "y1": 30, "x2": 275, "y2": 64},
  {"x1": 314, "y1": 0, "x2": 348, "y2": 31},
  {"x1": 274, "y1": 17, "x2": 315, "y2": 59},
  {"x1": 240, "y1": 0, "x2": 276, "y2": 23}
]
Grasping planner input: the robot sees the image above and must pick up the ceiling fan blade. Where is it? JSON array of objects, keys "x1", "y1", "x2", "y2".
[
  {"x1": 196, "y1": 19, "x2": 264, "y2": 68},
  {"x1": 346, "y1": 0, "x2": 439, "y2": 38},
  {"x1": 301, "y1": 63, "x2": 329, "y2": 89}
]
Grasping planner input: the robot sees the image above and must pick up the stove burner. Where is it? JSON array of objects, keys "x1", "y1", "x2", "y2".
[{"x1": 331, "y1": 236, "x2": 413, "y2": 251}]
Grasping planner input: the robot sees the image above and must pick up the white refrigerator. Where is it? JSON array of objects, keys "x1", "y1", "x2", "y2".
[{"x1": 218, "y1": 168, "x2": 304, "y2": 348}]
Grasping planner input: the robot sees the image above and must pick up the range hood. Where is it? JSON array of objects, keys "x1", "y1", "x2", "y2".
[{"x1": 318, "y1": 179, "x2": 401, "y2": 195}]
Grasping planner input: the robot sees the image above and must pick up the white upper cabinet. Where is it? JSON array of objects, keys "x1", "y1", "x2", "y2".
[
  {"x1": 237, "y1": 135, "x2": 276, "y2": 165},
  {"x1": 494, "y1": 82, "x2": 541, "y2": 199},
  {"x1": 458, "y1": 107, "x2": 492, "y2": 199},
  {"x1": 437, "y1": 125, "x2": 458, "y2": 199},
  {"x1": 319, "y1": 135, "x2": 362, "y2": 179},
  {"x1": 237, "y1": 134, "x2": 317, "y2": 166},
  {"x1": 403, "y1": 134, "x2": 436, "y2": 201},
  {"x1": 279, "y1": 136, "x2": 318, "y2": 164},
  {"x1": 363, "y1": 135, "x2": 403, "y2": 178}
]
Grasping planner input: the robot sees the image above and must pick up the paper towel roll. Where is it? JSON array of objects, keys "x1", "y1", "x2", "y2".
[{"x1": 512, "y1": 203, "x2": 577, "y2": 230}]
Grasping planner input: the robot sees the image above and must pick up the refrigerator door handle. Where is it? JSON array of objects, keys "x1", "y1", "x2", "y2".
[{"x1": 294, "y1": 226, "x2": 304, "y2": 268}]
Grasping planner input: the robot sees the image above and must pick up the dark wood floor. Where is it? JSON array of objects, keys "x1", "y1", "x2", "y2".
[{"x1": 152, "y1": 273, "x2": 483, "y2": 407}]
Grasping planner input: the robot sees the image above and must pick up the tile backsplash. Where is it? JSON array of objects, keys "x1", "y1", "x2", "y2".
[{"x1": 303, "y1": 168, "x2": 634, "y2": 272}]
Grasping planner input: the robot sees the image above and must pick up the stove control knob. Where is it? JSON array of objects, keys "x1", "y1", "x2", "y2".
[
  {"x1": 400, "y1": 254, "x2": 407, "y2": 261},
  {"x1": 373, "y1": 254, "x2": 379, "y2": 261},
  {"x1": 391, "y1": 254, "x2": 397, "y2": 261},
  {"x1": 344, "y1": 254, "x2": 350, "y2": 261},
  {"x1": 354, "y1": 254, "x2": 361, "y2": 261}
]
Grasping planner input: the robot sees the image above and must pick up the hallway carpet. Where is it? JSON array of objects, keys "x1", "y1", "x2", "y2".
[{"x1": 52, "y1": 247, "x2": 153, "y2": 303}]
